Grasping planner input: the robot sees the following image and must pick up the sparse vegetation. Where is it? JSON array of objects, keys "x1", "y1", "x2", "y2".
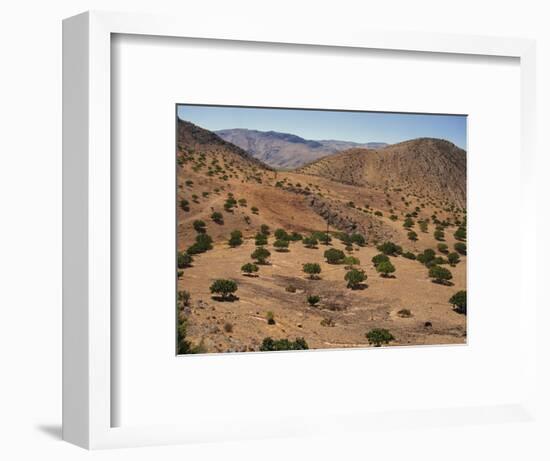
[
  {"x1": 397, "y1": 309, "x2": 412, "y2": 318},
  {"x1": 211, "y1": 211, "x2": 224, "y2": 224},
  {"x1": 228, "y1": 230, "x2": 243, "y2": 247},
  {"x1": 302, "y1": 263, "x2": 321, "y2": 279},
  {"x1": 307, "y1": 295, "x2": 320, "y2": 306},
  {"x1": 251, "y1": 247, "x2": 270, "y2": 264},
  {"x1": 193, "y1": 219, "x2": 206, "y2": 233},
  {"x1": 177, "y1": 251, "x2": 193, "y2": 268},
  {"x1": 324, "y1": 248, "x2": 345, "y2": 264},
  {"x1": 376, "y1": 260, "x2": 396, "y2": 277},
  {"x1": 210, "y1": 279, "x2": 238, "y2": 301},
  {"x1": 241, "y1": 262, "x2": 259, "y2": 276},
  {"x1": 266, "y1": 311, "x2": 276, "y2": 325},
  {"x1": 454, "y1": 242, "x2": 467, "y2": 255},
  {"x1": 429, "y1": 265, "x2": 453, "y2": 284},
  {"x1": 377, "y1": 241, "x2": 402, "y2": 256},
  {"x1": 366, "y1": 328, "x2": 395, "y2": 347},
  {"x1": 449, "y1": 290, "x2": 467, "y2": 314},
  {"x1": 259, "y1": 337, "x2": 309, "y2": 351},
  {"x1": 345, "y1": 269, "x2": 367, "y2": 289}
]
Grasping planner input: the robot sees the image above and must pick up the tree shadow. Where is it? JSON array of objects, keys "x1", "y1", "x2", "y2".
[
  {"x1": 211, "y1": 294, "x2": 240, "y2": 302},
  {"x1": 431, "y1": 280, "x2": 454, "y2": 286},
  {"x1": 349, "y1": 283, "x2": 368, "y2": 290}
]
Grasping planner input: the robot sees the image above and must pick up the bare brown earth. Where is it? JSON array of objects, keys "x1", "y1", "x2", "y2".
[{"x1": 177, "y1": 120, "x2": 467, "y2": 353}]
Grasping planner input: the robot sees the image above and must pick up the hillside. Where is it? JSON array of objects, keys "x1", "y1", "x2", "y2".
[
  {"x1": 297, "y1": 138, "x2": 467, "y2": 208},
  {"x1": 215, "y1": 128, "x2": 387, "y2": 169},
  {"x1": 177, "y1": 122, "x2": 467, "y2": 355}
]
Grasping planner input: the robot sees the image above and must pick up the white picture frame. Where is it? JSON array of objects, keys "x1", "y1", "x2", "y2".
[{"x1": 62, "y1": 10, "x2": 538, "y2": 449}]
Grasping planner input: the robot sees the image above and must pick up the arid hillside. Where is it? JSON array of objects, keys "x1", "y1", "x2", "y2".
[
  {"x1": 298, "y1": 138, "x2": 467, "y2": 208},
  {"x1": 177, "y1": 121, "x2": 467, "y2": 355}
]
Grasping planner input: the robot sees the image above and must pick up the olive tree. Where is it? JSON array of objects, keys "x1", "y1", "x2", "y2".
[
  {"x1": 302, "y1": 263, "x2": 321, "y2": 279},
  {"x1": 345, "y1": 269, "x2": 367, "y2": 289},
  {"x1": 428, "y1": 265, "x2": 453, "y2": 284},
  {"x1": 209, "y1": 279, "x2": 238, "y2": 300},
  {"x1": 366, "y1": 328, "x2": 395, "y2": 347}
]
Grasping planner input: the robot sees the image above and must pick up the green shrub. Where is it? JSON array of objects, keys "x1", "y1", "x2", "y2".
[
  {"x1": 187, "y1": 233, "x2": 213, "y2": 254},
  {"x1": 324, "y1": 248, "x2": 345, "y2": 264},
  {"x1": 366, "y1": 328, "x2": 395, "y2": 347},
  {"x1": 303, "y1": 236, "x2": 318, "y2": 248},
  {"x1": 351, "y1": 233, "x2": 366, "y2": 246},
  {"x1": 177, "y1": 251, "x2": 193, "y2": 268},
  {"x1": 429, "y1": 265, "x2": 453, "y2": 284},
  {"x1": 211, "y1": 211, "x2": 224, "y2": 224},
  {"x1": 407, "y1": 231, "x2": 418, "y2": 241},
  {"x1": 434, "y1": 229, "x2": 445, "y2": 241},
  {"x1": 273, "y1": 239, "x2": 290, "y2": 251},
  {"x1": 241, "y1": 262, "x2": 259, "y2": 275},
  {"x1": 302, "y1": 262, "x2": 321, "y2": 279},
  {"x1": 437, "y1": 243, "x2": 448, "y2": 253},
  {"x1": 448, "y1": 252, "x2": 460, "y2": 266},
  {"x1": 377, "y1": 241, "x2": 402, "y2": 256},
  {"x1": 228, "y1": 230, "x2": 243, "y2": 247},
  {"x1": 402, "y1": 252, "x2": 416, "y2": 260},
  {"x1": 251, "y1": 246, "x2": 270, "y2": 264},
  {"x1": 345, "y1": 269, "x2": 367, "y2": 289},
  {"x1": 193, "y1": 219, "x2": 206, "y2": 233},
  {"x1": 376, "y1": 260, "x2": 396, "y2": 277},
  {"x1": 251, "y1": 206, "x2": 259, "y2": 214},
  {"x1": 343, "y1": 256, "x2": 360, "y2": 269},
  {"x1": 312, "y1": 231, "x2": 331, "y2": 245},
  {"x1": 210, "y1": 279, "x2": 238, "y2": 300},
  {"x1": 372, "y1": 253, "x2": 390, "y2": 266},
  {"x1": 178, "y1": 290, "x2": 191, "y2": 307},
  {"x1": 289, "y1": 232, "x2": 303, "y2": 241},
  {"x1": 260, "y1": 224, "x2": 270, "y2": 235},
  {"x1": 403, "y1": 217, "x2": 415, "y2": 229},
  {"x1": 307, "y1": 295, "x2": 320, "y2": 306},
  {"x1": 255, "y1": 233, "x2": 268, "y2": 246},
  {"x1": 274, "y1": 229, "x2": 289, "y2": 240},
  {"x1": 454, "y1": 227, "x2": 467, "y2": 241},
  {"x1": 179, "y1": 199, "x2": 190, "y2": 212},
  {"x1": 454, "y1": 242, "x2": 467, "y2": 255},
  {"x1": 449, "y1": 290, "x2": 467, "y2": 314},
  {"x1": 259, "y1": 337, "x2": 309, "y2": 351}
]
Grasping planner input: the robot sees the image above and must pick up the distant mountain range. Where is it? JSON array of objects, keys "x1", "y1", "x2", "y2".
[{"x1": 215, "y1": 128, "x2": 388, "y2": 169}]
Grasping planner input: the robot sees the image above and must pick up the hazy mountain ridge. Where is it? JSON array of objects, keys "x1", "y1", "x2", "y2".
[{"x1": 215, "y1": 128, "x2": 388, "y2": 169}]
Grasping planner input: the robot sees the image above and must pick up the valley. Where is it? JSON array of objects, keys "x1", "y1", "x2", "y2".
[{"x1": 177, "y1": 119, "x2": 467, "y2": 354}]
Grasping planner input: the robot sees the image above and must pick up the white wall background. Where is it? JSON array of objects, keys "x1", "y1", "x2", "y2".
[{"x1": 0, "y1": 1, "x2": 548, "y2": 459}]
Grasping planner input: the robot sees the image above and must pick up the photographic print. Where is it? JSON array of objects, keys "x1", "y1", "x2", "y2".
[{"x1": 176, "y1": 105, "x2": 467, "y2": 354}]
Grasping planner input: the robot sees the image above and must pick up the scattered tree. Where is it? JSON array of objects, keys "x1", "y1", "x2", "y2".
[
  {"x1": 403, "y1": 217, "x2": 415, "y2": 229},
  {"x1": 228, "y1": 230, "x2": 243, "y2": 247},
  {"x1": 260, "y1": 224, "x2": 270, "y2": 235},
  {"x1": 210, "y1": 279, "x2": 238, "y2": 300},
  {"x1": 193, "y1": 219, "x2": 206, "y2": 233},
  {"x1": 407, "y1": 230, "x2": 418, "y2": 241},
  {"x1": 307, "y1": 295, "x2": 320, "y2": 306},
  {"x1": 366, "y1": 328, "x2": 395, "y2": 347},
  {"x1": 273, "y1": 239, "x2": 289, "y2": 251},
  {"x1": 274, "y1": 228, "x2": 289, "y2": 241},
  {"x1": 437, "y1": 243, "x2": 449, "y2": 253},
  {"x1": 434, "y1": 229, "x2": 445, "y2": 241},
  {"x1": 377, "y1": 241, "x2": 402, "y2": 256},
  {"x1": 429, "y1": 265, "x2": 453, "y2": 284},
  {"x1": 402, "y1": 252, "x2": 417, "y2": 260},
  {"x1": 372, "y1": 253, "x2": 390, "y2": 266},
  {"x1": 351, "y1": 233, "x2": 366, "y2": 246},
  {"x1": 302, "y1": 262, "x2": 321, "y2": 279},
  {"x1": 447, "y1": 252, "x2": 460, "y2": 266},
  {"x1": 177, "y1": 251, "x2": 193, "y2": 268},
  {"x1": 454, "y1": 227, "x2": 467, "y2": 241},
  {"x1": 454, "y1": 242, "x2": 467, "y2": 255},
  {"x1": 179, "y1": 199, "x2": 190, "y2": 212},
  {"x1": 241, "y1": 262, "x2": 259, "y2": 276},
  {"x1": 324, "y1": 248, "x2": 345, "y2": 264},
  {"x1": 255, "y1": 233, "x2": 268, "y2": 246},
  {"x1": 449, "y1": 290, "x2": 467, "y2": 314},
  {"x1": 259, "y1": 337, "x2": 309, "y2": 351},
  {"x1": 211, "y1": 211, "x2": 224, "y2": 224},
  {"x1": 376, "y1": 260, "x2": 396, "y2": 277},
  {"x1": 266, "y1": 311, "x2": 275, "y2": 325},
  {"x1": 345, "y1": 269, "x2": 367, "y2": 289},
  {"x1": 303, "y1": 236, "x2": 318, "y2": 249},
  {"x1": 343, "y1": 256, "x2": 360, "y2": 269},
  {"x1": 251, "y1": 247, "x2": 271, "y2": 264}
]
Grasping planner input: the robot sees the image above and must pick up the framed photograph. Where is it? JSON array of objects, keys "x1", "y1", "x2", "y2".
[{"x1": 63, "y1": 11, "x2": 538, "y2": 449}]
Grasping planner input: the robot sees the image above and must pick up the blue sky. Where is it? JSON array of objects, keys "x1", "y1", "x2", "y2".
[{"x1": 177, "y1": 104, "x2": 467, "y2": 149}]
